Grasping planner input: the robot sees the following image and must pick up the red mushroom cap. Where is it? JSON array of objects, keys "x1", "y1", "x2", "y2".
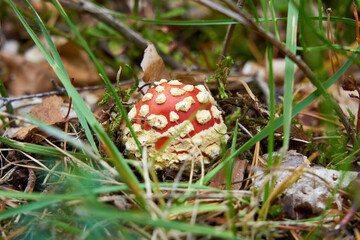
[{"x1": 121, "y1": 79, "x2": 228, "y2": 171}]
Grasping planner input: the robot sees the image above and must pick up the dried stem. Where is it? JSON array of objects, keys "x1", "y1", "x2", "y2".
[
  {"x1": 196, "y1": 0, "x2": 357, "y2": 143},
  {"x1": 219, "y1": 0, "x2": 245, "y2": 61},
  {"x1": 58, "y1": 0, "x2": 182, "y2": 69},
  {"x1": 0, "y1": 81, "x2": 133, "y2": 109}
]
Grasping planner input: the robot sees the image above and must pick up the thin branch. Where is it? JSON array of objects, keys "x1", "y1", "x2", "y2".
[
  {"x1": 196, "y1": 0, "x2": 357, "y2": 143},
  {"x1": 58, "y1": 0, "x2": 183, "y2": 70},
  {"x1": 0, "y1": 80, "x2": 133, "y2": 109},
  {"x1": 219, "y1": 0, "x2": 245, "y2": 61}
]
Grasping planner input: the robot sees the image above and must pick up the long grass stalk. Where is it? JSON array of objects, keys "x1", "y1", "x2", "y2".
[
  {"x1": 7, "y1": 0, "x2": 146, "y2": 208},
  {"x1": 282, "y1": 0, "x2": 299, "y2": 154},
  {"x1": 260, "y1": 0, "x2": 276, "y2": 220},
  {"x1": 51, "y1": 0, "x2": 143, "y2": 154},
  {"x1": 225, "y1": 119, "x2": 238, "y2": 235},
  {"x1": 0, "y1": 136, "x2": 91, "y2": 160}
]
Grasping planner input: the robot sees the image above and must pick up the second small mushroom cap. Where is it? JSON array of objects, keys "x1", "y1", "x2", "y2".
[{"x1": 122, "y1": 79, "x2": 228, "y2": 171}]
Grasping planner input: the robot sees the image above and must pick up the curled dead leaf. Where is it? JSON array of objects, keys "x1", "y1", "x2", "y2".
[
  {"x1": 0, "y1": 52, "x2": 57, "y2": 96},
  {"x1": 30, "y1": 95, "x2": 64, "y2": 125},
  {"x1": 140, "y1": 42, "x2": 170, "y2": 82},
  {"x1": 209, "y1": 155, "x2": 248, "y2": 190},
  {"x1": 12, "y1": 96, "x2": 65, "y2": 143}
]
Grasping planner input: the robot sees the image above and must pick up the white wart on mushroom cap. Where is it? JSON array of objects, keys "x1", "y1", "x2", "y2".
[{"x1": 121, "y1": 79, "x2": 229, "y2": 171}]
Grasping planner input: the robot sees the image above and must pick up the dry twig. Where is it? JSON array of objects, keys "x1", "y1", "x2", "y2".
[
  {"x1": 219, "y1": 0, "x2": 245, "y2": 60},
  {"x1": 58, "y1": 0, "x2": 182, "y2": 69},
  {"x1": 0, "y1": 80, "x2": 133, "y2": 109}
]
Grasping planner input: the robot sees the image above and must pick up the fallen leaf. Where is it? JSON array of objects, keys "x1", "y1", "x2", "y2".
[
  {"x1": 0, "y1": 52, "x2": 57, "y2": 96},
  {"x1": 275, "y1": 125, "x2": 310, "y2": 148},
  {"x1": 209, "y1": 157, "x2": 248, "y2": 190},
  {"x1": 140, "y1": 42, "x2": 170, "y2": 82},
  {"x1": 0, "y1": 37, "x2": 99, "y2": 96},
  {"x1": 57, "y1": 41, "x2": 99, "y2": 86},
  {"x1": 12, "y1": 125, "x2": 45, "y2": 143},
  {"x1": 30, "y1": 95, "x2": 64, "y2": 125},
  {"x1": 12, "y1": 96, "x2": 65, "y2": 143}
]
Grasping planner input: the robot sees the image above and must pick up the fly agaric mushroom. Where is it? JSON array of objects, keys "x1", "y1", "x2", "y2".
[{"x1": 121, "y1": 79, "x2": 229, "y2": 171}]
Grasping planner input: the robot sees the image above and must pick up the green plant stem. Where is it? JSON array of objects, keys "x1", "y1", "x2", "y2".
[
  {"x1": 51, "y1": 0, "x2": 143, "y2": 155},
  {"x1": 225, "y1": 119, "x2": 238, "y2": 235},
  {"x1": 8, "y1": 0, "x2": 146, "y2": 209},
  {"x1": 0, "y1": 78, "x2": 13, "y2": 115},
  {"x1": 317, "y1": 0, "x2": 324, "y2": 34},
  {"x1": 282, "y1": 0, "x2": 299, "y2": 153},
  {"x1": 260, "y1": 0, "x2": 275, "y2": 220}
]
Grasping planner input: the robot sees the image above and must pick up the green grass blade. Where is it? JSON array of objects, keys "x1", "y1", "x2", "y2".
[
  {"x1": 28, "y1": 116, "x2": 96, "y2": 157},
  {"x1": 282, "y1": 0, "x2": 299, "y2": 153},
  {"x1": 51, "y1": 0, "x2": 143, "y2": 154},
  {"x1": 6, "y1": 1, "x2": 54, "y2": 65},
  {"x1": 317, "y1": 0, "x2": 324, "y2": 34},
  {"x1": 9, "y1": 0, "x2": 146, "y2": 207},
  {"x1": 0, "y1": 182, "x2": 223, "y2": 202},
  {"x1": 45, "y1": 219, "x2": 84, "y2": 235},
  {"x1": 20, "y1": 0, "x2": 100, "y2": 156},
  {"x1": 0, "y1": 200, "x2": 60, "y2": 220},
  {"x1": 88, "y1": 206, "x2": 239, "y2": 240},
  {"x1": 260, "y1": 0, "x2": 276, "y2": 218},
  {"x1": 227, "y1": 119, "x2": 238, "y2": 190},
  {"x1": 0, "y1": 136, "x2": 91, "y2": 160},
  {"x1": 269, "y1": 0, "x2": 280, "y2": 40}
]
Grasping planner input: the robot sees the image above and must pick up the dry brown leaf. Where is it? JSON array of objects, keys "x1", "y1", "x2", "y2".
[
  {"x1": 0, "y1": 52, "x2": 57, "y2": 96},
  {"x1": 0, "y1": 38, "x2": 99, "y2": 96},
  {"x1": 12, "y1": 96, "x2": 65, "y2": 142},
  {"x1": 57, "y1": 41, "x2": 99, "y2": 86},
  {"x1": 140, "y1": 42, "x2": 170, "y2": 82},
  {"x1": 12, "y1": 125, "x2": 45, "y2": 143},
  {"x1": 209, "y1": 157, "x2": 248, "y2": 190},
  {"x1": 12, "y1": 125, "x2": 37, "y2": 140},
  {"x1": 30, "y1": 95, "x2": 64, "y2": 125}
]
